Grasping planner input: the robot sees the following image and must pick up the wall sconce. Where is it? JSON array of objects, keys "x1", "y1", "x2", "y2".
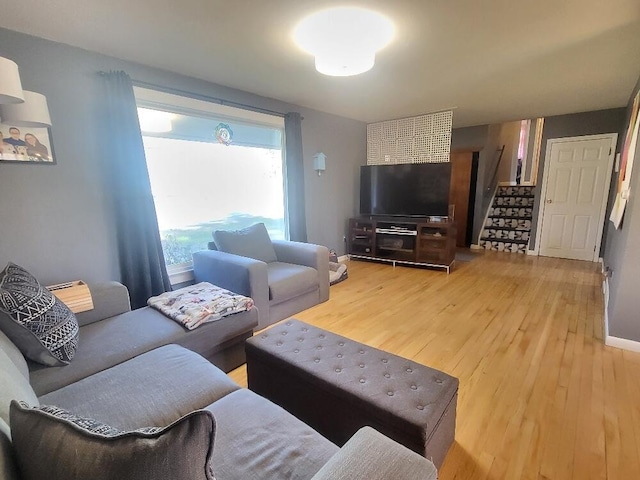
[
  {"x1": 0, "y1": 56, "x2": 51, "y2": 127},
  {"x1": 0, "y1": 57, "x2": 24, "y2": 104},
  {"x1": 0, "y1": 90, "x2": 51, "y2": 127},
  {"x1": 313, "y1": 152, "x2": 327, "y2": 176}
]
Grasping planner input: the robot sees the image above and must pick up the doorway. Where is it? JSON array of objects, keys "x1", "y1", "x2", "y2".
[
  {"x1": 536, "y1": 134, "x2": 617, "y2": 261},
  {"x1": 450, "y1": 150, "x2": 479, "y2": 247}
]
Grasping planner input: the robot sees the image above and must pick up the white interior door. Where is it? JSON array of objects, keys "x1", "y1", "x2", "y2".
[{"x1": 538, "y1": 134, "x2": 616, "y2": 261}]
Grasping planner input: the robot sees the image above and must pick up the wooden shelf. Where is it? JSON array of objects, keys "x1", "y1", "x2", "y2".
[
  {"x1": 378, "y1": 247, "x2": 415, "y2": 253},
  {"x1": 47, "y1": 280, "x2": 94, "y2": 313}
]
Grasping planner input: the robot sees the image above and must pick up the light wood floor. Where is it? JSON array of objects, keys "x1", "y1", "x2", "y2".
[{"x1": 229, "y1": 251, "x2": 640, "y2": 480}]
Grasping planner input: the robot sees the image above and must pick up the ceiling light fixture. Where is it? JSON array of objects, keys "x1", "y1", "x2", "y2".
[{"x1": 293, "y1": 7, "x2": 394, "y2": 77}]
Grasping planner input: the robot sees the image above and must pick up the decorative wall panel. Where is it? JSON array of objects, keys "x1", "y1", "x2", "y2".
[{"x1": 367, "y1": 111, "x2": 452, "y2": 164}]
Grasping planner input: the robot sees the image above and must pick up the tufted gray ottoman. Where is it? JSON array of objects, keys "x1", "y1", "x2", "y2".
[{"x1": 245, "y1": 319, "x2": 459, "y2": 468}]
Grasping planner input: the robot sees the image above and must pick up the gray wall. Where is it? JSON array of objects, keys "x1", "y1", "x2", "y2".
[
  {"x1": 303, "y1": 111, "x2": 365, "y2": 254},
  {"x1": 0, "y1": 28, "x2": 366, "y2": 285},
  {"x1": 603, "y1": 75, "x2": 640, "y2": 342},
  {"x1": 529, "y1": 108, "x2": 626, "y2": 250},
  {"x1": 451, "y1": 125, "x2": 488, "y2": 151}
]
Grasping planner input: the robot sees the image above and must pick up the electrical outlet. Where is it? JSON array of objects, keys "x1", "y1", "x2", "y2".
[{"x1": 384, "y1": 155, "x2": 391, "y2": 162}]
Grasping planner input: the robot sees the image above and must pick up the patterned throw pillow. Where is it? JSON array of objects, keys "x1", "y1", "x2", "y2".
[
  {"x1": 0, "y1": 263, "x2": 79, "y2": 366},
  {"x1": 20, "y1": 403, "x2": 161, "y2": 436},
  {"x1": 10, "y1": 401, "x2": 216, "y2": 480}
]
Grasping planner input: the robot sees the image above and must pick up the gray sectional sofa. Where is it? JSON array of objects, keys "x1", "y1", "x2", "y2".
[
  {"x1": 27, "y1": 281, "x2": 258, "y2": 396},
  {"x1": 0, "y1": 282, "x2": 437, "y2": 479}
]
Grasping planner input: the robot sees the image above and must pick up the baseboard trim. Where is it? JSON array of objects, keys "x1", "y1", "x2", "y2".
[
  {"x1": 470, "y1": 244, "x2": 482, "y2": 250},
  {"x1": 605, "y1": 335, "x2": 640, "y2": 353},
  {"x1": 527, "y1": 249, "x2": 538, "y2": 256},
  {"x1": 602, "y1": 276, "x2": 610, "y2": 339}
]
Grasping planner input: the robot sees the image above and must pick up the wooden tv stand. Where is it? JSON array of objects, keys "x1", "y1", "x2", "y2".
[{"x1": 347, "y1": 217, "x2": 457, "y2": 273}]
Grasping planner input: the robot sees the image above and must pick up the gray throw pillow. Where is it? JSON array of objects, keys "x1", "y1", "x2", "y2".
[
  {"x1": 213, "y1": 223, "x2": 278, "y2": 263},
  {"x1": 10, "y1": 401, "x2": 216, "y2": 480},
  {"x1": 0, "y1": 263, "x2": 78, "y2": 366}
]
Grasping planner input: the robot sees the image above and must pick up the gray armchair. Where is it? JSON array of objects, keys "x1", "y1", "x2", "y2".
[{"x1": 193, "y1": 230, "x2": 329, "y2": 331}]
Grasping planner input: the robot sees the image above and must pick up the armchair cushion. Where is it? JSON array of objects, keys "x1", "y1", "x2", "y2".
[
  {"x1": 272, "y1": 240, "x2": 330, "y2": 303},
  {"x1": 267, "y1": 262, "x2": 318, "y2": 305},
  {"x1": 213, "y1": 223, "x2": 277, "y2": 264}
]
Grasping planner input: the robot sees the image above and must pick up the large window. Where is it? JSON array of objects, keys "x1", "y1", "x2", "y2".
[{"x1": 134, "y1": 88, "x2": 287, "y2": 271}]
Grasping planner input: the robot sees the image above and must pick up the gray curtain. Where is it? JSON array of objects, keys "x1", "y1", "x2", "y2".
[
  {"x1": 284, "y1": 112, "x2": 308, "y2": 242},
  {"x1": 101, "y1": 71, "x2": 171, "y2": 309}
]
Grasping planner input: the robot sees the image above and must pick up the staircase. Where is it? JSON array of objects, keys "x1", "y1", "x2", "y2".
[{"x1": 479, "y1": 185, "x2": 536, "y2": 253}]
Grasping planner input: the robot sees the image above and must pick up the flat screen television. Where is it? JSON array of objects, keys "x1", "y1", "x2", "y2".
[{"x1": 360, "y1": 163, "x2": 451, "y2": 217}]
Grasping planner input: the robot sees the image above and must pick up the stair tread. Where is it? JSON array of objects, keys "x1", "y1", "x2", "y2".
[
  {"x1": 495, "y1": 194, "x2": 536, "y2": 198},
  {"x1": 483, "y1": 226, "x2": 531, "y2": 232},
  {"x1": 480, "y1": 237, "x2": 530, "y2": 245},
  {"x1": 488, "y1": 215, "x2": 533, "y2": 220}
]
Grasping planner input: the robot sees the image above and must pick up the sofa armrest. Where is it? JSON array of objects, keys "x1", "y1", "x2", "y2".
[
  {"x1": 272, "y1": 240, "x2": 330, "y2": 302},
  {"x1": 192, "y1": 249, "x2": 269, "y2": 305},
  {"x1": 310, "y1": 427, "x2": 438, "y2": 480},
  {"x1": 75, "y1": 282, "x2": 131, "y2": 327}
]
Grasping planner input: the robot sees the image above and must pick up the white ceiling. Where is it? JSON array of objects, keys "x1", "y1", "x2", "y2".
[{"x1": 2, "y1": 0, "x2": 640, "y2": 127}]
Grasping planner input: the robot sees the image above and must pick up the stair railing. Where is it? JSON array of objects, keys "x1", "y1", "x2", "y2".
[
  {"x1": 475, "y1": 145, "x2": 506, "y2": 246},
  {"x1": 486, "y1": 145, "x2": 505, "y2": 197}
]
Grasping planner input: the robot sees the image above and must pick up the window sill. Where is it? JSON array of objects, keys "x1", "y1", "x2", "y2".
[{"x1": 167, "y1": 263, "x2": 195, "y2": 286}]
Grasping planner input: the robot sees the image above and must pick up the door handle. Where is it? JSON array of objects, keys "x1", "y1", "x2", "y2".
[{"x1": 545, "y1": 199, "x2": 553, "y2": 204}]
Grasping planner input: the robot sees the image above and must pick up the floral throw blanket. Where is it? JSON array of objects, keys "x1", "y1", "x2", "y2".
[{"x1": 147, "y1": 282, "x2": 254, "y2": 330}]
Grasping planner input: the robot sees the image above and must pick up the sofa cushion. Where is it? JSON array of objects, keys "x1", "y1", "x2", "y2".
[
  {"x1": 0, "y1": 347, "x2": 39, "y2": 438},
  {"x1": 0, "y1": 330, "x2": 28, "y2": 380},
  {"x1": 0, "y1": 429, "x2": 19, "y2": 480},
  {"x1": 0, "y1": 263, "x2": 78, "y2": 366},
  {"x1": 40, "y1": 344, "x2": 239, "y2": 430},
  {"x1": 213, "y1": 223, "x2": 278, "y2": 264},
  {"x1": 10, "y1": 401, "x2": 215, "y2": 480},
  {"x1": 75, "y1": 281, "x2": 131, "y2": 327},
  {"x1": 267, "y1": 262, "x2": 319, "y2": 305},
  {"x1": 206, "y1": 389, "x2": 338, "y2": 480},
  {"x1": 29, "y1": 306, "x2": 256, "y2": 396},
  {"x1": 310, "y1": 426, "x2": 438, "y2": 480}
]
